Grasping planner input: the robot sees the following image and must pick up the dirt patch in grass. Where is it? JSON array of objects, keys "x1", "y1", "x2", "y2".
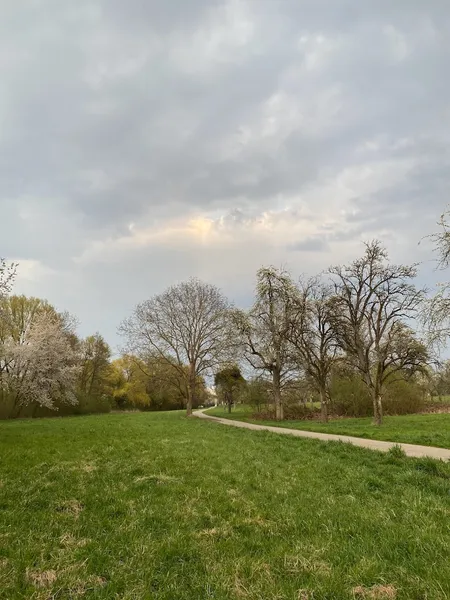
[
  {"x1": 134, "y1": 474, "x2": 181, "y2": 485},
  {"x1": 60, "y1": 533, "x2": 89, "y2": 548},
  {"x1": 284, "y1": 555, "x2": 331, "y2": 575},
  {"x1": 26, "y1": 569, "x2": 57, "y2": 588},
  {"x1": 353, "y1": 584, "x2": 397, "y2": 599},
  {"x1": 196, "y1": 526, "x2": 233, "y2": 539},
  {"x1": 56, "y1": 499, "x2": 84, "y2": 518}
]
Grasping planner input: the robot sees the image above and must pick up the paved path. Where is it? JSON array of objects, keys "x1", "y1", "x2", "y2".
[{"x1": 194, "y1": 409, "x2": 450, "y2": 461}]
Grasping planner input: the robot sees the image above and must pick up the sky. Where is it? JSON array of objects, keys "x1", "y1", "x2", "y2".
[{"x1": 2, "y1": 0, "x2": 450, "y2": 352}]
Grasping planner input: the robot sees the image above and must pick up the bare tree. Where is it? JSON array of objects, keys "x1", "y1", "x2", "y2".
[
  {"x1": 429, "y1": 209, "x2": 450, "y2": 269},
  {"x1": 0, "y1": 258, "x2": 17, "y2": 298},
  {"x1": 288, "y1": 278, "x2": 338, "y2": 423},
  {"x1": 422, "y1": 208, "x2": 450, "y2": 351},
  {"x1": 329, "y1": 240, "x2": 426, "y2": 425},
  {"x1": 233, "y1": 267, "x2": 298, "y2": 421},
  {"x1": 119, "y1": 278, "x2": 235, "y2": 416}
]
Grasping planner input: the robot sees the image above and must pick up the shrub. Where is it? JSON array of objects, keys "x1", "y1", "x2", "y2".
[
  {"x1": 329, "y1": 369, "x2": 426, "y2": 417},
  {"x1": 252, "y1": 404, "x2": 318, "y2": 421},
  {"x1": 240, "y1": 378, "x2": 272, "y2": 412},
  {"x1": 383, "y1": 379, "x2": 425, "y2": 415},
  {"x1": 329, "y1": 373, "x2": 372, "y2": 417}
]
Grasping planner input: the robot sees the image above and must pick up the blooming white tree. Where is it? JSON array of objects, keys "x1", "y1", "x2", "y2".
[{"x1": 2, "y1": 311, "x2": 79, "y2": 414}]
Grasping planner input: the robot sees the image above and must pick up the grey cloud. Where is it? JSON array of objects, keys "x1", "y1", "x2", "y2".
[
  {"x1": 2, "y1": 0, "x2": 450, "y2": 345},
  {"x1": 288, "y1": 238, "x2": 329, "y2": 252},
  {"x1": 99, "y1": 0, "x2": 226, "y2": 33}
]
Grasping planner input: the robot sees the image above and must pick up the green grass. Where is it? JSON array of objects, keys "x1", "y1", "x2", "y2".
[
  {"x1": 432, "y1": 394, "x2": 450, "y2": 404},
  {"x1": 206, "y1": 405, "x2": 450, "y2": 448},
  {"x1": 0, "y1": 412, "x2": 449, "y2": 599}
]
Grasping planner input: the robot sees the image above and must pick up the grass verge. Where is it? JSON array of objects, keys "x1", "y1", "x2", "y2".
[{"x1": 205, "y1": 405, "x2": 450, "y2": 448}]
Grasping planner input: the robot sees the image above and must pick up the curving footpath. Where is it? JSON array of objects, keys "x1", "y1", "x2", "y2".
[{"x1": 194, "y1": 409, "x2": 450, "y2": 461}]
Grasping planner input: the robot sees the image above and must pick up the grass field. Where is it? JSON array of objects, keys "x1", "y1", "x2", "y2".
[
  {"x1": 433, "y1": 395, "x2": 450, "y2": 404},
  {"x1": 206, "y1": 405, "x2": 450, "y2": 448},
  {"x1": 0, "y1": 412, "x2": 449, "y2": 599}
]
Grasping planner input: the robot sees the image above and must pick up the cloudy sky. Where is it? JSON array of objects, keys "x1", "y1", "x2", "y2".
[{"x1": 2, "y1": 0, "x2": 450, "y2": 350}]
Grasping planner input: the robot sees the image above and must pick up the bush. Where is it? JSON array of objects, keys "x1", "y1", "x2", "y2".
[
  {"x1": 329, "y1": 372, "x2": 425, "y2": 417},
  {"x1": 71, "y1": 394, "x2": 112, "y2": 415},
  {"x1": 240, "y1": 378, "x2": 272, "y2": 412},
  {"x1": 0, "y1": 393, "x2": 113, "y2": 420},
  {"x1": 252, "y1": 404, "x2": 318, "y2": 421},
  {"x1": 283, "y1": 404, "x2": 320, "y2": 420},
  {"x1": 329, "y1": 373, "x2": 372, "y2": 417},
  {"x1": 383, "y1": 379, "x2": 425, "y2": 415}
]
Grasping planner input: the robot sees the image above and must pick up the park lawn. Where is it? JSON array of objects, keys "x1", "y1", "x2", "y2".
[
  {"x1": 206, "y1": 406, "x2": 450, "y2": 448},
  {"x1": 0, "y1": 412, "x2": 449, "y2": 600},
  {"x1": 432, "y1": 395, "x2": 450, "y2": 404}
]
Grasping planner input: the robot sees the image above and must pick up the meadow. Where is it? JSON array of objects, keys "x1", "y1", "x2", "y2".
[
  {"x1": 0, "y1": 411, "x2": 449, "y2": 599},
  {"x1": 206, "y1": 405, "x2": 450, "y2": 448}
]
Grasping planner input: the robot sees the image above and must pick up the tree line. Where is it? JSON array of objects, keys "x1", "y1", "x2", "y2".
[
  {"x1": 2, "y1": 211, "x2": 450, "y2": 424},
  {"x1": 0, "y1": 264, "x2": 209, "y2": 419}
]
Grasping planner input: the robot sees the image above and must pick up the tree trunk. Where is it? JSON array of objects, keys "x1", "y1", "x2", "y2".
[
  {"x1": 319, "y1": 387, "x2": 328, "y2": 423},
  {"x1": 372, "y1": 389, "x2": 382, "y2": 426},
  {"x1": 9, "y1": 395, "x2": 21, "y2": 419},
  {"x1": 186, "y1": 363, "x2": 196, "y2": 417},
  {"x1": 186, "y1": 386, "x2": 193, "y2": 416},
  {"x1": 376, "y1": 394, "x2": 383, "y2": 426},
  {"x1": 273, "y1": 368, "x2": 283, "y2": 421}
]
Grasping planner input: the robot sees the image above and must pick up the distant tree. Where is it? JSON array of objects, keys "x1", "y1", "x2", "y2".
[
  {"x1": 109, "y1": 355, "x2": 151, "y2": 409},
  {"x1": 119, "y1": 279, "x2": 235, "y2": 415},
  {"x1": 1, "y1": 297, "x2": 70, "y2": 406},
  {"x1": 233, "y1": 267, "x2": 298, "y2": 420},
  {"x1": 329, "y1": 240, "x2": 427, "y2": 425},
  {"x1": 0, "y1": 296, "x2": 49, "y2": 346},
  {"x1": 2, "y1": 311, "x2": 79, "y2": 414},
  {"x1": 288, "y1": 278, "x2": 338, "y2": 423},
  {"x1": 78, "y1": 334, "x2": 112, "y2": 399},
  {"x1": 240, "y1": 377, "x2": 272, "y2": 413},
  {"x1": 432, "y1": 360, "x2": 450, "y2": 398},
  {"x1": 215, "y1": 365, "x2": 246, "y2": 413},
  {"x1": 109, "y1": 353, "x2": 208, "y2": 411}
]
